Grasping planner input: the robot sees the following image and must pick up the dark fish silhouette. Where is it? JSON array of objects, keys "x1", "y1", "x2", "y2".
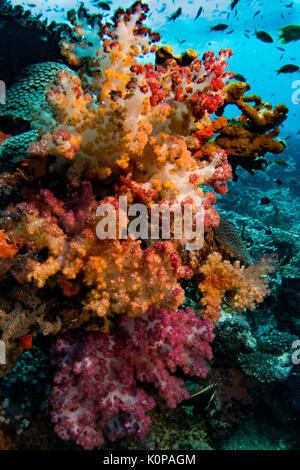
[
  {"x1": 286, "y1": 2, "x2": 294, "y2": 7},
  {"x1": 254, "y1": 10, "x2": 260, "y2": 18},
  {"x1": 274, "y1": 159, "x2": 288, "y2": 167},
  {"x1": 274, "y1": 178, "x2": 283, "y2": 185},
  {"x1": 92, "y1": 1, "x2": 111, "y2": 10},
  {"x1": 277, "y1": 64, "x2": 299, "y2": 74},
  {"x1": 234, "y1": 73, "x2": 247, "y2": 82},
  {"x1": 226, "y1": 30, "x2": 234, "y2": 34},
  {"x1": 276, "y1": 46, "x2": 286, "y2": 51},
  {"x1": 210, "y1": 23, "x2": 229, "y2": 31},
  {"x1": 255, "y1": 30, "x2": 274, "y2": 43},
  {"x1": 167, "y1": 7, "x2": 182, "y2": 21},
  {"x1": 279, "y1": 25, "x2": 300, "y2": 43},
  {"x1": 195, "y1": 6, "x2": 203, "y2": 20},
  {"x1": 231, "y1": 0, "x2": 240, "y2": 9},
  {"x1": 260, "y1": 197, "x2": 271, "y2": 205}
]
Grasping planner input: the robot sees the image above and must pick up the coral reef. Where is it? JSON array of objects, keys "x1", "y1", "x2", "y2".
[{"x1": 0, "y1": 1, "x2": 290, "y2": 450}]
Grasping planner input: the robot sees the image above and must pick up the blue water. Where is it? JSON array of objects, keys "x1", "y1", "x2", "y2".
[{"x1": 9, "y1": 0, "x2": 300, "y2": 139}]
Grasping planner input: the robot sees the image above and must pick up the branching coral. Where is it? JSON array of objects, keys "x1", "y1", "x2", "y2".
[{"x1": 50, "y1": 306, "x2": 214, "y2": 449}]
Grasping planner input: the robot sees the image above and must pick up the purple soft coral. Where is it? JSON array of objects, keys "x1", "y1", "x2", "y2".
[{"x1": 50, "y1": 306, "x2": 214, "y2": 449}]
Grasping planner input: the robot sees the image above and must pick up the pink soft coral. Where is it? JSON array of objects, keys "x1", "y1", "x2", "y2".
[{"x1": 50, "y1": 306, "x2": 214, "y2": 449}]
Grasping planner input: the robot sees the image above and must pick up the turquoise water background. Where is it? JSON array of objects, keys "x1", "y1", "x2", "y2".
[{"x1": 8, "y1": 0, "x2": 300, "y2": 139}]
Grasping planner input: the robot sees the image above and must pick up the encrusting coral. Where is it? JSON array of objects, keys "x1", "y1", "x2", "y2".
[{"x1": 0, "y1": 1, "x2": 284, "y2": 449}]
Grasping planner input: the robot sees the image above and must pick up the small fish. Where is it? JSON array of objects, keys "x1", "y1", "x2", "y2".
[
  {"x1": 210, "y1": 23, "x2": 229, "y2": 32},
  {"x1": 260, "y1": 197, "x2": 271, "y2": 205},
  {"x1": 167, "y1": 7, "x2": 182, "y2": 21},
  {"x1": 194, "y1": 6, "x2": 203, "y2": 20},
  {"x1": 277, "y1": 64, "x2": 299, "y2": 74},
  {"x1": 274, "y1": 159, "x2": 288, "y2": 166},
  {"x1": 254, "y1": 10, "x2": 260, "y2": 18},
  {"x1": 289, "y1": 178, "x2": 297, "y2": 184},
  {"x1": 93, "y1": 2, "x2": 111, "y2": 10},
  {"x1": 274, "y1": 178, "x2": 283, "y2": 185},
  {"x1": 279, "y1": 25, "x2": 300, "y2": 44},
  {"x1": 180, "y1": 384, "x2": 217, "y2": 411},
  {"x1": 231, "y1": 0, "x2": 240, "y2": 9},
  {"x1": 226, "y1": 30, "x2": 234, "y2": 34},
  {"x1": 255, "y1": 30, "x2": 274, "y2": 43},
  {"x1": 28, "y1": 3, "x2": 36, "y2": 7},
  {"x1": 177, "y1": 39, "x2": 186, "y2": 44},
  {"x1": 244, "y1": 33, "x2": 250, "y2": 38},
  {"x1": 286, "y1": 2, "x2": 293, "y2": 7},
  {"x1": 234, "y1": 73, "x2": 247, "y2": 82},
  {"x1": 276, "y1": 46, "x2": 285, "y2": 51}
]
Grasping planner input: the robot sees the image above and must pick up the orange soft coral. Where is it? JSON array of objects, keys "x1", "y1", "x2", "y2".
[
  {"x1": 198, "y1": 251, "x2": 277, "y2": 323},
  {"x1": 1, "y1": 184, "x2": 192, "y2": 324},
  {"x1": 0, "y1": 230, "x2": 20, "y2": 258}
]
